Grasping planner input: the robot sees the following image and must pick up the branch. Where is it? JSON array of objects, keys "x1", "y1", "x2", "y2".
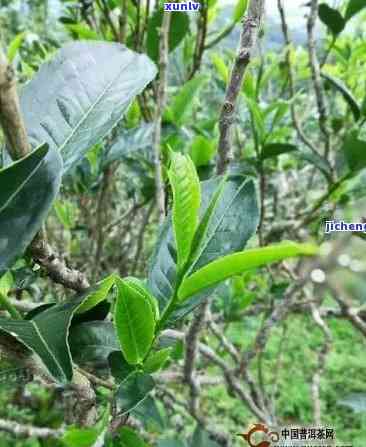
[
  {"x1": 0, "y1": 418, "x2": 63, "y2": 439},
  {"x1": 307, "y1": 0, "x2": 331, "y2": 158},
  {"x1": 0, "y1": 47, "x2": 90, "y2": 293},
  {"x1": 216, "y1": 0, "x2": 265, "y2": 174},
  {"x1": 153, "y1": 12, "x2": 171, "y2": 224},
  {"x1": 277, "y1": 0, "x2": 319, "y2": 156},
  {"x1": 184, "y1": 301, "x2": 209, "y2": 421}
]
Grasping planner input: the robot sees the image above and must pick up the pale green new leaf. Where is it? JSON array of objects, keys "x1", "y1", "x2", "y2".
[
  {"x1": 233, "y1": 0, "x2": 249, "y2": 22},
  {"x1": 168, "y1": 74, "x2": 208, "y2": 125},
  {"x1": 114, "y1": 278, "x2": 155, "y2": 365},
  {"x1": 168, "y1": 152, "x2": 201, "y2": 270},
  {"x1": 178, "y1": 242, "x2": 318, "y2": 301}
]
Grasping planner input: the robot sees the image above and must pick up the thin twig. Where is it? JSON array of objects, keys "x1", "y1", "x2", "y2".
[
  {"x1": 153, "y1": 12, "x2": 171, "y2": 223},
  {"x1": 307, "y1": 0, "x2": 331, "y2": 158}
]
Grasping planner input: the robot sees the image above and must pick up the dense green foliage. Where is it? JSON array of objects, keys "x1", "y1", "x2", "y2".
[{"x1": 0, "y1": 0, "x2": 366, "y2": 446}]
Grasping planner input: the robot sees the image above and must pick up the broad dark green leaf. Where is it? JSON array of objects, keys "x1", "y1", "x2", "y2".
[
  {"x1": 318, "y1": 3, "x2": 345, "y2": 35},
  {"x1": 114, "y1": 278, "x2": 156, "y2": 365},
  {"x1": 108, "y1": 351, "x2": 135, "y2": 382},
  {"x1": 342, "y1": 132, "x2": 366, "y2": 172},
  {"x1": 169, "y1": 152, "x2": 201, "y2": 270},
  {"x1": 115, "y1": 371, "x2": 155, "y2": 415},
  {"x1": 19, "y1": 42, "x2": 157, "y2": 173},
  {"x1": 119, "y1": 427, "x2": 150, "y2": 447},
  {"x1": 178, "y1": 242, "x2": 318, "y2": 301},
  {"x1": 321, "y1": 72, "x2": 360, "y2": 121},
  {"x1": 168, "y1": 75, "x2": 209, "y2": 125},
  {"x1": 0, "y1": 280, "x2": 114, "y2": 382},
  {"x1": 132, "y1": 396, "x2": 166, "y2": 430},
  {"x1": 345, "y1": 0, "x2": 366, "y2": 21},
  {"x1": 261, "y1": 143, "x2": 298, "y2": 160},
  {"x1": 0, "y1": 144, "x2": 62, "y2": 276},
  {"x1": 70, "y1": 321, "x2": 120, "y2": 366},
  {"x1": 144, "y1": 348, "x2": 172, "y2": 373},
  {"x1": 147, "y1": 9, "x2": 190, "y2": 63},
  {"x1": 187, "y1": 176, "x2": 259, "y2": 274}
]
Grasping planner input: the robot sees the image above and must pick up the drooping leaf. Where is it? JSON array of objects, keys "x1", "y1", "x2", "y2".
[
  {"x1": 0, "y1": 144, "x2": 62, "y2": 276},
  {"x1": 189, "y1": 136, "x2": 217, "y2": 167},
  {"x1": 345, "y1": 0, "x2": 366, "y2": 21},
  {"x1": 168, "y1": 152, "x2": 201, "y2": 270},
  {"x1": 19, "y1": 42, "x2": 157, "y2": 173},
  {"x1": 246, "y1": 97, "x2": 265, "y2": 143},
  {"x1": 233, "y1": 0, "x2": 249, "y2": 22},
  {"x1": 318, "y1": 3, "x2": 345, "y2": 35},
  {"x1": 178, "y1": 242, "x2": 318, "y2": 301},
  {"x1": 144, "y1": 348, "x2": 172, "y2": 373},
  {"x1": 115, "y1": 371, "x2": 155, "y2": 415},
  {"x1": 321, "y1": 72, "x2": 360, "y2": 121},
  {"x1": 108, "y1": 351, "x2": 135, "y2": 382},
  {"x1": 342, "y1": 132, "x2": 366, "y2": 172},
  {"x1": 168, "y1": 74, "x2": 209, "y2": 125},
  {"x1": 114, "y1": 278, "x2": 155, "y2": 365},
  {"x1": 70, "y1": 321, "x2": 120, "y2": 366},
  {"x1": 0, "y1": 280, "x2": 114, "y2": 382},
  {"x1": 297, "y1": 149, "x2": 333, "y2": 182},
  {"x1": 147, "y1": 9, "x2": 190, "y2": 63},
  {"x1": 119, "y1": 427, "x2": 150, "y2": 447},
  {"x1": 261, "y1": 143, "x2": 298, "y2": 160}
]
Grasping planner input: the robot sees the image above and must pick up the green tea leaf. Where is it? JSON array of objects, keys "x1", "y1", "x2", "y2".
[
  {"x1": 261, "y1": 143, "x2": 298, "y2": 160},
  {"x1": 169, "y1": 74, "x2": 208, "y2": 125},
  {"x1": 178, "y1": 242, "x2": 318, "y2": 301},
  {"x1": 119, "y1": 427, "x2": 150, "y2": 447},
  {"x1": 7, "y1": 31, "x2": 27, "y2": 62},
  {"x1": 147, "y1": 9, "x2": 190, "y2": 62},
  {"x1": 115, "y1": 371, "x2": 155, "y2": 415},
  {"x1": 321, "y1": 72, "x2": 360, "y2": 121},
  {"x1": 189, "y1": 136, "x2": 217, "y2": 167},
  {"x1": 345, "y1": 0, "x2": 366, "y2": 21},
  {"x1": 342, "y1": 132, "x2": 366, "y2": 172},
  {"x1": 108, "y1": 351, "x2": 135, "y2": 382},
  {"x1": 169, "y1": 152, "x2": 201, "y2": 270},
  {"x1": 0, "y1": 144, "x2": 62, "y2": 275},
  {"x1": 144, "y1": 348, "x2": 172, "y2": 373},
  {"x1": 19, "y1": 42, "x2": 157, "y2": 173},
  {"x1": 114, "y1": 278, "x2": 155, "y2": 365},
  {"x1": 70, "y1": 321, "x2": 120, "y2": 366},
  {"x1": 318, "y1": 3, "x2": 345, "y2": 35},
  {"x1": 233, "y1": 0, "x2": 249, "y2": 22}
]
